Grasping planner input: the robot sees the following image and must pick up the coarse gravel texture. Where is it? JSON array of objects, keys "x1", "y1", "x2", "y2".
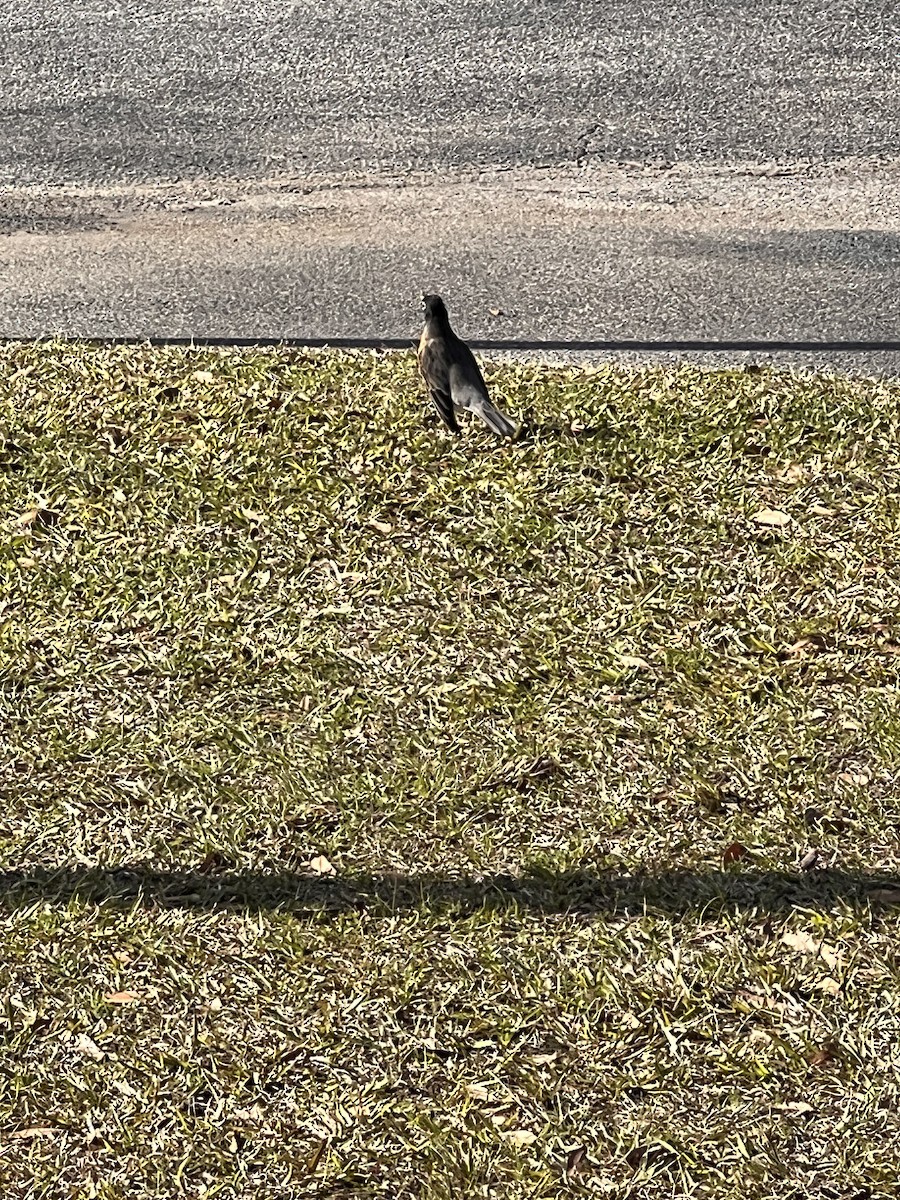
[{"x1": 2, "y1": 1, "x2": 899, "y2": 185}]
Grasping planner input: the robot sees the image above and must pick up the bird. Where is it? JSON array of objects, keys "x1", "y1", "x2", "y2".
[{"x1": 417, "y1": 294, "x2": 518, "y2": 438}]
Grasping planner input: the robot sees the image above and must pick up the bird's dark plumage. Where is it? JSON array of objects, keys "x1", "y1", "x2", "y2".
[{"x1": 417, "y1": 294, "x2": 517, "y2": 438}]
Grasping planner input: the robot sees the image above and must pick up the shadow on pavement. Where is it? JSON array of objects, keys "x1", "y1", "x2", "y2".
[{"x1": 7, "y1": 335, "x2": 900, "y2": 353}]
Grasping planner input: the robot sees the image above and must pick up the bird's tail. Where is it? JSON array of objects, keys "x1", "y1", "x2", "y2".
[{"x1": 475, "y1": 397, "x2": 518, "y2": 439}]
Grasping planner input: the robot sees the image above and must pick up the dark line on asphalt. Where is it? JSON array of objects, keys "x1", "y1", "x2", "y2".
[{"x1": 3, "y1": 336, "x2": 900, "y2": 352}]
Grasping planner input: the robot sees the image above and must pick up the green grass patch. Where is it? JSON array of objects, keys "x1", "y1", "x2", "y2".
[{"x1": 1, "y1": 342, "x2": 899, "y2": 1198}]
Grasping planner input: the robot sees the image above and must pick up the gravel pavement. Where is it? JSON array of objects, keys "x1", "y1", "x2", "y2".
[{"x1": 2, "y1": 1, "x2": 897, "y2": 372}]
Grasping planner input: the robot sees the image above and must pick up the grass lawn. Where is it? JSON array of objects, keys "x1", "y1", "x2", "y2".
[{"x1": 1, "y1": 342, "x2": 899, "y2": 1198}]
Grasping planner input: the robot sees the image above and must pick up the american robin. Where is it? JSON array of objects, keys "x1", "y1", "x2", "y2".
[{"x1": 417, "y1": 294, "x2": 517, "y2": 438}]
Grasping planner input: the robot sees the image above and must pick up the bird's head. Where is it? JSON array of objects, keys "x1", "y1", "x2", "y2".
[{"x1": 421, "y1": 293, "x2": 449, "y2": 324}]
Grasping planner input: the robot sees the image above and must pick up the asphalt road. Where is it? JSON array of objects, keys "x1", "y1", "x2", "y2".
[{"x1": 2, "y1": 1, "x2": 898, "y2": 372}]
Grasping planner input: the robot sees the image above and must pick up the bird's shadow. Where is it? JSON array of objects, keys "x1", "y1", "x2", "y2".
[
  {"x1": 0, "y1": 864, "x2": 897, "y2": 918},
  {"x1": 513, "y1": 419, "x2": 607, "y2": 444}
]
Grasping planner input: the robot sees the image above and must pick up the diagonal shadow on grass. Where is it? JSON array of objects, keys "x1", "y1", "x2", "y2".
[{"x1": 0, "y1": 864, "x2": 898, "y2": 917}]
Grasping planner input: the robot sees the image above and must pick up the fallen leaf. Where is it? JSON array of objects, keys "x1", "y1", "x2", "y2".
[
  {"x1": 618, "y1": 653, "x2": 651, "y2": 670},
  {"x1": 799, "y1": 848, "x2": 820, "y2": 871},
  {"x1": 566, "y1": 1145, "x2": 588, "y2": 1175},
  {"x1": 5, "y1": 1126, "x2": 56, "y2": 1140},
  {"x1": 489, "y1": 307, "x2": 506, "y2": 317},
  {"x1": 723, "y1": 841, "x2": 749, "y2": 865},
  {"x1": 868, "y1": 888, "x2": 900, "y2": 904},
  {"x1": 502, "y1": 1129, "x2": 537, "y2": 1146},
  {"x1": 514, "y1": 755, "x2": 562, "y2": 792},
  {"x1": 780, "y1": 463, "x2": 806, "y2": 483},
  {"x1": 529, "y1": 1051, "x2": 558, "y2": 1065},
  {"x1": 782, "y1": 637, "x2": 821, "y2": 660},
  {"x1": 104, "y1": 991, "x2": 141, "y2": 1005},
  {"x1": 192, "y1": 370, "x2": 215, "y2": 382},
  {"x1": 74, "y1": 1033, "x2": 105, "y2": 1061},
  {"x1": 781, "y1": 930, "x2": 840, "y2": 970},
  {"x1": 308, "y1": 855, "x2": 336, "y2": 876},
  {"x1": 14, "y1": 507, "x2": 59, "y2": 529},
  {"x1": 733, "y1": 988, "x2": 789, "y2": 1014},
  {"x1": 233, "y1": 1103, "x2": 265, "y2": 1121},
  {"x1": 748, "y1": 1027, "x2": 773, "y2": 1044},
  {"x1": 752, "y1": 508, "x2": 791, "y2": 527},
  {"x1": 624, "y1": 1143, "x2": 675, "y2": 1169},
  {"x1": 198, "y1": 851, "x2": 232, "y2": 874},
  {"x1": 808, "y1": 1042, "x2": 838, "y2": 1068},
  {"x1": 368, "y1": 519, "x2": 393, "y2": 534},
  {"x1": 816, "y1": 977, "x2": 841, "y2": 996},
  {"x1": 464, "y1": 1082, "x2": 490, "y2": 1101},
  {"x1": 781, "y1": 930, "x2": 817, "y2": 955},
  {"x1": 306, "y1": 1139, "x2": 327, "y2": 1173},
  {"x1": 809, "y1": 504, "x2": 834, "y2": 516}
]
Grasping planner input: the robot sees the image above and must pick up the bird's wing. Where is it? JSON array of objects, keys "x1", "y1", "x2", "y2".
[
  {"x1": 429, "y1": 388, "x2": 460, "y2": 432},
  {"x1": 449, "y1": 346, "x2": 517, "y2": 438},
  {"x1": 447, "y1": 340, "x2": 490, "y2": 410},
  {"x1": 418, "y1": 336, "x2": 460, "y2": 432}
]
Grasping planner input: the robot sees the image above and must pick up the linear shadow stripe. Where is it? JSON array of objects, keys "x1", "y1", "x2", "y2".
[{"x1": 3, "y1": 337, "x2": 900, "y2": 352}]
